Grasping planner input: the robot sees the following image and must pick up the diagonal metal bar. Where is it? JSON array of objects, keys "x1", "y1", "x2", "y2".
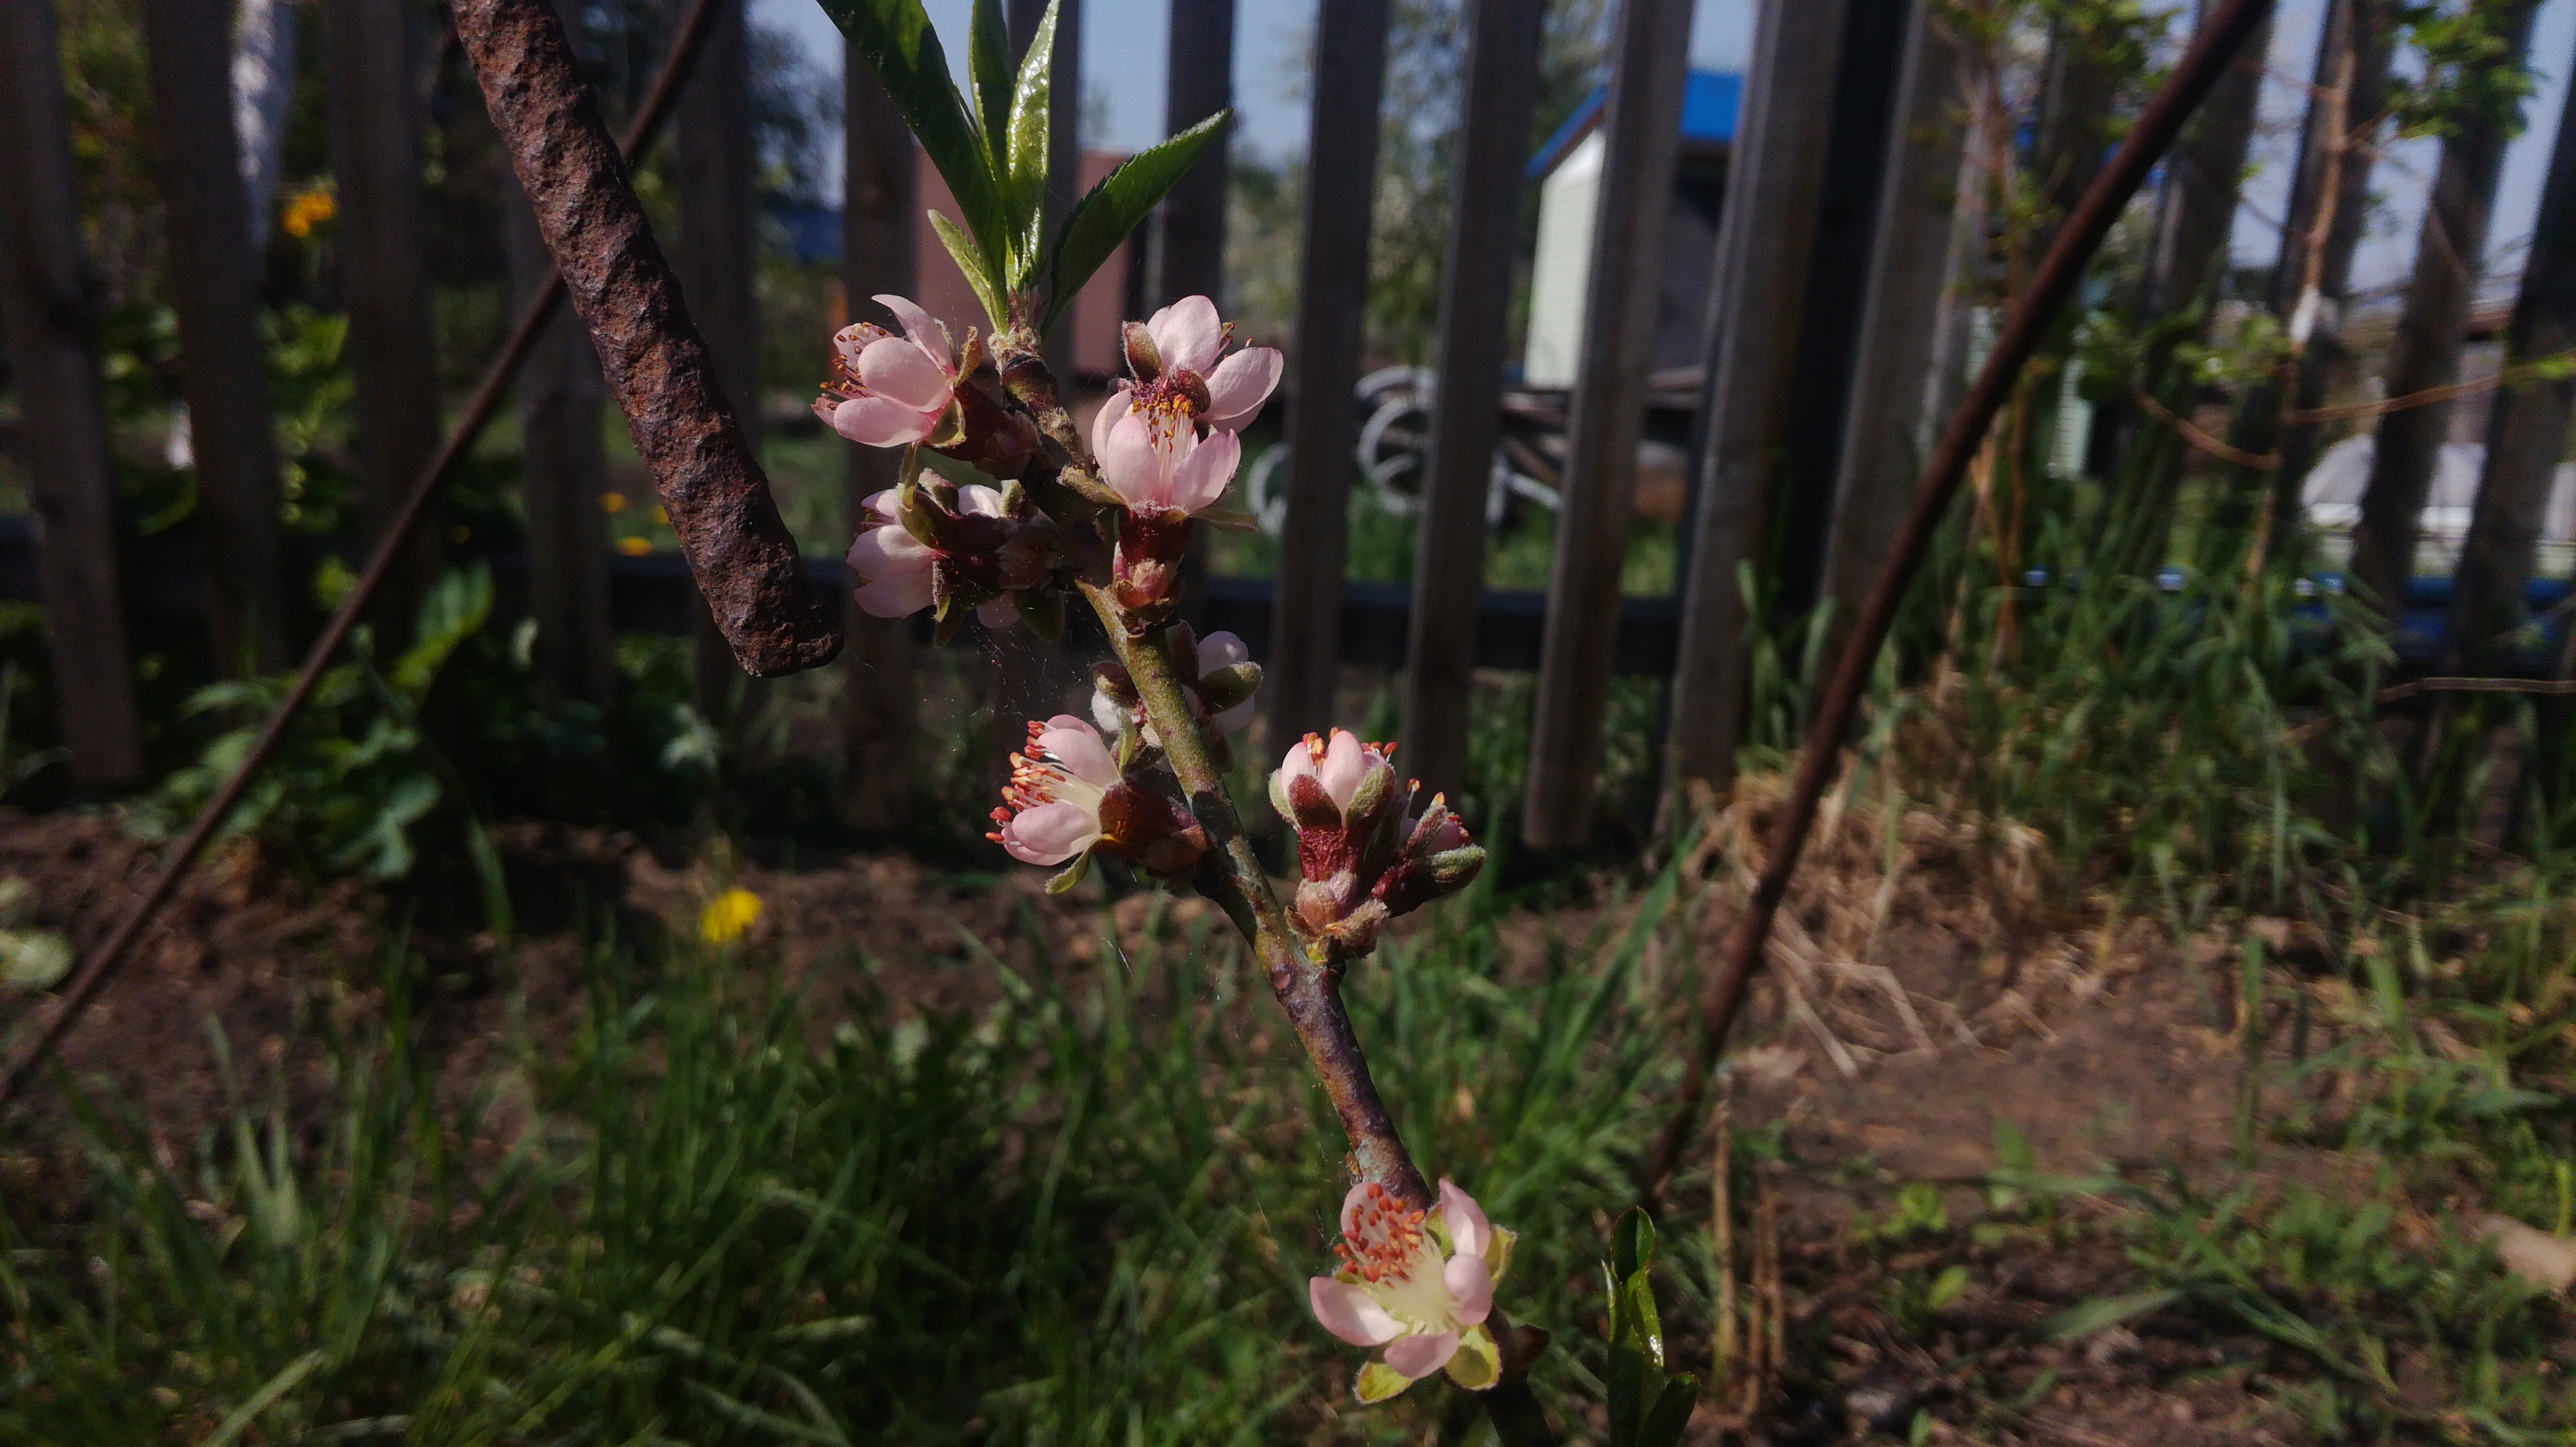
[
  {"x1": 2, "y1": 0, "x2": 729, "y2": 1109},
  {"x1": 1640, "y1": 0, "x2": 2278, "y2": 1202}
]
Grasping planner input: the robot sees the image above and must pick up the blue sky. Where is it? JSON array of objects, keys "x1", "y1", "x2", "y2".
[{"x1": 755, "y1": 0, "x2": 2576, "y2": 295}]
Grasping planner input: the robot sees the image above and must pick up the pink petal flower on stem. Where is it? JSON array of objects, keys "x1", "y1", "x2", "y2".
[
  {"x1": 1100, "y1": 411, "x2": 1240, "y2": 515},
  {"x1": 1308, "y1": 1179, "x2": 1507, "y2": 1402},
  {"x1": 988, "y1": 715, "x2": 1119, "y2": 866},
  {"x1": 846, "y1": 489, "x2": 935, "y2": 618},
  {"x1": 815, "y1": 294, "x2": 958, "y2": 449},
  {"x1": 1199, "y1": 631, "x2": 1257, "y2": 733}
]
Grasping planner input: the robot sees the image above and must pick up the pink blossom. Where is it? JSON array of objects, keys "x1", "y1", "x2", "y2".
[
  {"x1": 845, "y1": 486, "x2": 1019, "y2": 627},
  {"x1": 988, "y1": 715, "x2": 1120, "y2": 866},
  {"x1": 1273, "y1": 730, "x2": 1393, "y2": 816},
  {"x1": 1308, "y1": 1179, "x2": 1514, "y2": 1402},
  {"x1": 1138, "y1": 295, "x2": 1283, "y2": 431},
  {"x1": 814, "y1": 294, "x2": 957, "y2": 447},
  {"x1": 1091, "y1": 630, "x2": 1260, "y2": 741},
  {"x1": 1100, "y1": 409, "x2": 1239, "y2": 516}
]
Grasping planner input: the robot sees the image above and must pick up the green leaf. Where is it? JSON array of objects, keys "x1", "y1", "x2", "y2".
[
  {"x1": 1638, "y1": 1377, "x2": 1699, "y2": 1447},
  {"x1": 1044, "y1": 111, "x2": 1229, "y2": 331},
  {"x1": 1622, "y1": 1271, "x2": 1665, "y2": 1372},
  {"x1": 817, "y1": 0, "x2": 1006, "y2": 299},
  {"x1": 2041, "y1": 1288, "x2": 2187, "y2": 1342},
  {"x1": 931, "y1": 209, "x2": 1008, "y2": 330},
  {"x1": 1614, "y1": 1206, "x2": 1656, "y2": 1282},
  {"x1": 1003, "y1": 1, "x2": 1058, "y2": 282},
  {"x1": 967, "y1": 0, "x2": 1014, "y2": 165}
]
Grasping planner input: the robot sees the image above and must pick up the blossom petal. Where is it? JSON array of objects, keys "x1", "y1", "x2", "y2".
[
  {"x1": 1091, "y1": 389, "x2": 1133, "y2": 462},
  {"x1": 1037, "y1": 716, "x2": 1120, "y2": 787},
  {"x1": 956, "y1": 483, "x2": 1008, "y2": 518},
  {"x1": 873, "y1": 293, "x2": 953, "y2": 370},
  {"x1": 1382, "y1": 1331, "x2": 1460, "y2": 1380},
  {"x1": 1308, "y1": 1277, "x2": 1403, "y2": 1346},
  {"x1": 1437, "y1": 1179, "x2": 1491, "y2": 1261},
  {"x1": 1337, "y1": 1181, "x2": 1372, "y2": 1240},
  {"x1": 1091, "y1": 691, "x2": 1128, "y2": 739},
  {"x1": 1166, "y1": 426, "x2": 1239, "y2": 515},
  {"x1": 832, "y1": 395, "x2": 936, "y2": 447},
  {"x1": 1210, "y1": 698, "x2": 1255, "y2": 735},
  {"x1": 1318, "y1": 730, "x2": 1373, "y2": 811},
  {"x1": 1148, "y1": 295, "x2": 1224, "y2": 375},
  {"x1": 848, "y1": 522, "x2": 933, "y2": 577},
  {"x1": 853, "y1": 570, "x2": 934, "y2": 618},
  {"x1": 1203, "y1": 346, "x2": 1282, "y2": 429},
  {"x1": 1100, "y1": 410, "x2": 1175, "y2": 509},
  {"x1": 975, "y1": 596, "x2": 1020, "y2": 629},
  {"x1": 1001, "y1": 802, "x2": 1100, "y2": 865},
  {"x1": 859, "y1": 488, "x2": 903, "y2": 524},
  {"x1": 1442, "y1": 1250, "x2": 1493, "y2": 1327},
  {"x1": 1198, "y1": 631, "x2": 1253, "y2": 671},
  {"x1": 857, "y1": 335, "x2": 954, "y2": 411},
  {"x1": 1354, "y1": 1360, "x2": 1417, "y2": 1404}
]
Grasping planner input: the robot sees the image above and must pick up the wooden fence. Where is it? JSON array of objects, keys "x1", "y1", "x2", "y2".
[{"x1": 2, "y1": 0, "x2": 2571, "y2": 847}]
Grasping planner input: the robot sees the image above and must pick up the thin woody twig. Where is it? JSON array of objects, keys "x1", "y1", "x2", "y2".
[
  {"x1": 2287, "y1": 351, "x2": 2575, "y2": 424},
  {"x1": 2134, "y1": 385, "x2": 2279, "y2": 470},
  {"x1": 1, "y1": 0, "x2": 731, "y2": 1109},
  {"x1": 1640, "y1": 0, "x2": 2279, "y2": 1204}
]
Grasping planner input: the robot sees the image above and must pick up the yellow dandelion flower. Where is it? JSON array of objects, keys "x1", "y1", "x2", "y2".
[
  {"x1": 599, "y1": 491, "x2": 628, "y2": 514},
  {"x1": 699, "y1": 888, "x2": 762, "y2": 944},
  {"x1": 617, "y1": 536, "x2": 653, "y2": 556},
  {"x1": 280, "y1": 185, "x2": 336, "y2": 239}
]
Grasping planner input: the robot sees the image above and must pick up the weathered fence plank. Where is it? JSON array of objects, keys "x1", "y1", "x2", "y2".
[
  {"x1": 141, "y1": 0, "x2": 287, "y2": 674},
  {"x1": 2352, "y1": 0, "x2": 2541, "y2": 618},
  {"x1": 321, "y1": 0, "x2": 445, "y2": 626},
  {"x1": 1817, "y1": 1, "x2": 1976, "y2": 649},
  {"x1": 1268, "y1": 0, "x2": 1393, "y2": 751},
  {"x1": 0, "y1": 0, "x2": 145, "y2": 787},
  {"x1": 1398, "y1": 0, "x2": 1543, "y2": 803},
  {"x1": 841, "y1": 52, "x2": 919, "y2": 830},
  {"x1": 507, "y1": 191, "x2": 616, "y2": 817},
  {"x1": 1155, "y1": 0, "x2": 1234, "y2": 308},
  {"x1": 2261, "y1": 0, "x2": 2398, "y2": 538},
  {"x1": 2028, "y1": 14, "x2": 2118, "y2": 258},
  {"x1": 1520, "y1": 0, "x2": 1694, "y2": 847},
  {"x1": 1664, "y1": 0, "x2": 1854, "y2": 798},
  {"x1": 2452, "y1": 20, "x2": 2576, "y2": 669},
  {"x1": 677, "y1": 0, "x2": 763, "y2": 722}
]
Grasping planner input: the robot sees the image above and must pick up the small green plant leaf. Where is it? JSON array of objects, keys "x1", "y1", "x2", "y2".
[
  {"x1": 1045, "y1": 111, "x2": 1228, "y2": 331},
  {"x1": 1638, "y1": 1376, "x2": 1699, "y2": 1447},
  {"x1": 2041, "y1": 1288, "x2": 2187, "y2": 1342},
  {"x1": 1003, "y1": 0, "x2": 1058, "y2": 281},
  {"x1": 1614, "y1": 1204, "x2": 1655, "y2": 1282},
  {"x1": 929, "y1": 210, "x2": 1007, "y2": 330},
  {"x1": 967, "y1": 0, "x2": 1014, "y2": 166},
  {"x1": 819, "y1": 0, "x2": 1005, "y2": 301}
]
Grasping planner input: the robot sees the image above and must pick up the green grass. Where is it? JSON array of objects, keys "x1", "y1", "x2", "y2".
[{"x1": 1, "y1": 865, "x2": 1697, "y2": 1445}]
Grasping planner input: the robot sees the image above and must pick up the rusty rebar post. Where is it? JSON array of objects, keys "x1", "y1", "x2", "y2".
[
  {"x1": 451, "y1": 0, "x2": 839, "y2": 676},
  {"x1": 1640, "y1": 0, "x2": 2277, "y2": 1202}
]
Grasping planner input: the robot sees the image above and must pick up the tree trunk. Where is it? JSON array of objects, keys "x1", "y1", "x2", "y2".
[
  {"x1": 0, "y1": 0, "x2": 146, "y2": 787},
  {"x1": 841, "y1": 50, "x2": 919, "y2": 831},
  {"x1": 677, "y1": 0, "x2": 761, "y2": 725},
  {"x1": 141, "y1": 0, "x2": 288, "y2": 676},
  {"x1": 1398, "y1": 0, "x2": 1544, "y2": 803},
  {"x1": 1519, "y1": 0, "x2": 1694, "y2": 847},
  {"x1": 2351, "y1": 0, "x2": 2541, "y2": 620},
  {"x1": 321, "y1": 0, "x2": 445, "y2": 629},
  {"x1": 1664, "y1": 0, "x2": 1856, "y2": 798},
  {"x1": 2450, "y1": 20, "x2": 2576, "y2": 669}
]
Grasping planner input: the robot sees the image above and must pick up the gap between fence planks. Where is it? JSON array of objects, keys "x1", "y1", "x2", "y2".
[
  {"x1": 0, "y1": 0, "x2": 745, "y2": 1109},
  {"x1": 1641, "y1": 0, "x2": 2280, "y2": 1204}
]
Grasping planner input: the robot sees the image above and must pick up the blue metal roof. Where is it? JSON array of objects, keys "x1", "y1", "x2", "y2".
[{"x1": 1527, "y1": 69, "x2": 1742, "y2": 179}]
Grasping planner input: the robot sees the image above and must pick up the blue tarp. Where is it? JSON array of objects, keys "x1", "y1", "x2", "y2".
[{"x1": 1526, "y1": 69, "x2": 1743, "y2": 179}]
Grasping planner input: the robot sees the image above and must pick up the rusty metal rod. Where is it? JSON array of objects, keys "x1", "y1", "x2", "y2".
[
  {"x1": 1640, "y1": 0, "x2": 2278, "y2": 1201},
  {"x1": 453, "y1": 0, "x2": 840, "y2": 677},
  {"x1": 2, "y1": 0, "x2": 729, "y2": 1109}
]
